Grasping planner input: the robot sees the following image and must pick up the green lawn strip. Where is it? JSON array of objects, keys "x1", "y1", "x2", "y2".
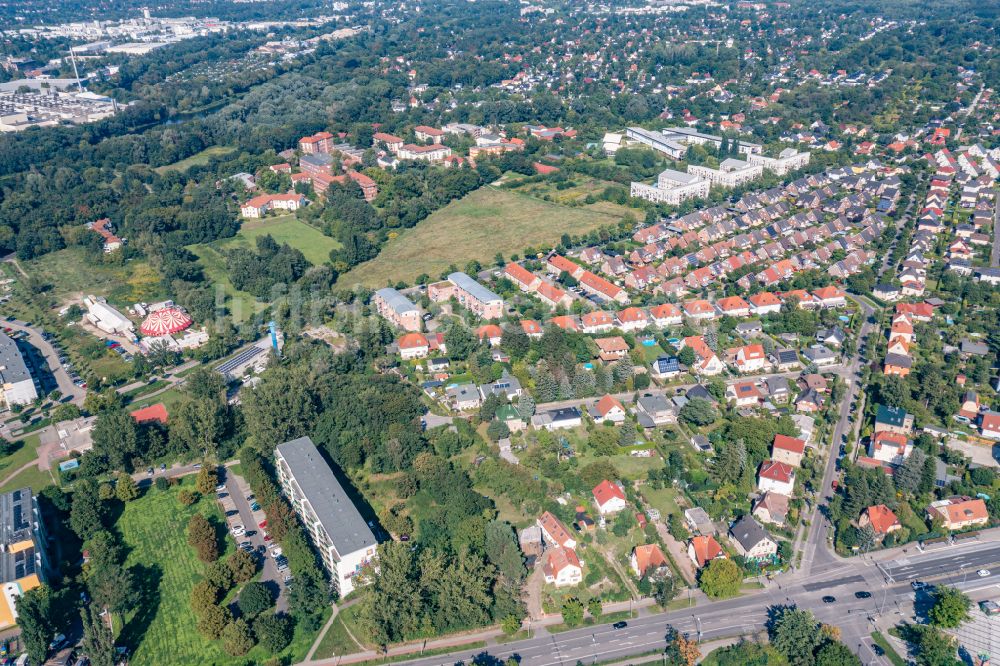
[
  {"x1": 546, "y1": 610, "x2": 636, "y2": 634},
  {"x1": 356, "y1": 641, "x2": 488, "y2": 666},
  {"x1": 312, "y1": 613, "x2": 364, "y2": 660},
  {"x1": 122, "y1": 380, "x2": 169, "y2": 400},
  {"x1": 0, "y1": 434, "x2": 42, "y2": 477},
  {"x1": 0, "y1": 465, "x2": 54, "y2": 495},
  {"x1": 871, "y1": 631, "x2": 906, "y2": 666}
]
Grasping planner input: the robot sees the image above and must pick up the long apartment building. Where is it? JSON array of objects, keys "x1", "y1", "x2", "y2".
[
  {"x1": 373, "y1": 287, "x2": 422, "y2": 332},
  {"x1": 688, "y1": 158, "x2": 764, "y2": 188},
  {"x1": 748, "y1": 149, "x2": 811, "y2": 176},
  {"x1": 0, "y1": 488, "x2": 49, "y2": 629},
  {"x1": 0, "y1": 333, "x2": 37, "y2": 408},
  {"x1": 275, "y1": 437, "x2": 378, "y2": 597},
  {"x1": 428, "y1": 272, "x2": 504, "y2": 319},
  {"x1": 631, "y1": 168, "x2": 710, "y2": 205}
]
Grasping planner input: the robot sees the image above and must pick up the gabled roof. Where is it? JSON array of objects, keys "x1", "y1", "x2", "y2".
[
  {"x1": 595, "y1": 394, "x2": 625, "y2": 417},
  {"x1": 773, "y1": 434, "x2": 805, "y2": 455},
  {"x1": 593, "y1": 480, "x2": 626, "y2": 507},
  {"x1": 862, "y1": 504, "x2": 899, "y2": 534},
  {"x1": 633, "y1": 544, "x2": 669, "y2": 575},
  {"x1": 729, "y1": 515, "x2": 771, "y2": 551},
  {"x1": 759, "y1": 459, "x2": 795, "y2": 483},
  {"x1": 688, "y1": 535, "x2": 723, "y2": 567}
]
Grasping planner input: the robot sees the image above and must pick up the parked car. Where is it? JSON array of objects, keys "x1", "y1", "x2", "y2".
[{"x1": 49, "y1": 634, "x2": 67, "y2": 651}]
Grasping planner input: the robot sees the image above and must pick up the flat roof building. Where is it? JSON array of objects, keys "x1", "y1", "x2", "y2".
[
  {"x1": 0, "y1": 488, "x2": 49, "y2": 629},
  {"x1": 0, "y1": 333, "x2": 37, "y2": 408},
  {"x1": 275, "y1": 437, "x2": 378, "y2": 597}
]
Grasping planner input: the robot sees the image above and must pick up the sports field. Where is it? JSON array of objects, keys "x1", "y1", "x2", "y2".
[{"x1": 339, "y1": 186, "x2": 630, "y2": 287}]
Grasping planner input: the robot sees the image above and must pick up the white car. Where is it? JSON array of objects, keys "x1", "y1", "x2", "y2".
[{"x1": 978, "y1": 569, "x2": 991, "y2": 577}]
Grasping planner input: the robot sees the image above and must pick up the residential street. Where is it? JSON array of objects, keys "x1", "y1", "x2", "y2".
[{"x1": 304, "y1": 532, "x2": 1000, "y2": 666}]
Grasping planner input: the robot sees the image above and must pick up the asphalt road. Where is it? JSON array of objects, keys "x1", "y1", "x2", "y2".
[
  {"x1": 800, "y1": 295, "x2": 876, "y2": 576},
  {"x1": 880, "y1": 542, "x2": 1000, "y2": 583},
  {"x1": 358, "y1": 540, "x2": 1000, "y2": 666}
]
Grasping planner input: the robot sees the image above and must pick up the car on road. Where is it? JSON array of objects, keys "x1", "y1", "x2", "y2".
[
  {"x1": 146, "y1": 467, "x2": 154, "y2": 476},
  {"x1": 160, "y1": 463, "x2": 166, "y2": 471},
  {"x1": 216, "y1": 483, "x2": 226, "y2": 492},
  {"x1": 612, "y1": 621, "x2": 628, "y2": 629},
  {"x1": 244, "y1": 530, "x2": 256, "y2": 537},
  {"x1": 978, "y1": 569, "x2": 991, "y2": 577},
  {"x1": 911, "y1": 581, "x2": 928, "y2": 590},
  {"x1": 821, "y1": 596, "x2": 836, "y2": 604},
  {"x1": 855, "y1": 591, "x2": 872, "y2": 599}
]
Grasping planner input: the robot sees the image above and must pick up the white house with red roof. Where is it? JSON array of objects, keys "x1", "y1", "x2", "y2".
[
  {"x1": 476, "y1": 324, "x2": 503, "y2": 347},
  {"x1": 771, "y1": 434, "x2": 805, "y2": 467},
  {"x1": 979, "y1": 411, "x2": 1000, "y2": 440},
  {"x1": 240, "y1": 193, "x2": 307, "y2": 218},
  {"x1": 716, "y1": 296, "x2": 751, "y2": 318},
  {"x1": 616, "y1": 307, "x2": 649, "y2": 332},
  {"x1": 505, "y1": 262, "x2": 542, "y2": 292},
  {"x1": 593, "y1": 480, "x2": 628, "y2": 516},
  {"x1": 733, "y1": 344, "x2": 766, "y2": 373},
  {"x1": 683, "y1": 299, "x2": 716, "y2": 320},
  {"x1": 546, "y1": 255, "x2": 584, "y2": 279},
  {"x1": 537, "y1": 511, "x2": 576, "y2": 549},
  {"x1": 749, "y1": 291, "x2": 783, "y2": 315},
  {"x1": 649, "y1": 303, "x2": 683, "y2": 327},
  {"x1": 581, "y1": 311, "x2": 614, "y2": 334},
  {"x1": 398, "y1": 333, "x2": 430, "y2": 360},
  {"x1": 592, "y1": 394, "x2": 627, "y2": 424},
  {"x1": 687, "y1": 535, "x2": 725, "y2": 568},
  {"x1": 520, "y1": 320, "x2": 543, "y2": 339},
  {"x1": 812, "y1": 286, "x2": 847, "y2": 308},
  {"x1": 682, "y1": 336, "x2": 724, "y2": 376},
  {"x1": 543, "y1": 547, "x2": 583, "y2": 587},
  {"x1": 757, "y1": 460, "x2": 795, "y2": 496},
  {"x1": 869, "y1": 431, "x2": 911, "y2": 465}
]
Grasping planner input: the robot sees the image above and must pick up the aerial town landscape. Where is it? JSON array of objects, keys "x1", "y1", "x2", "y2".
[{"x1": 0, "y1": 0, "x2": 997, "y2": 664}]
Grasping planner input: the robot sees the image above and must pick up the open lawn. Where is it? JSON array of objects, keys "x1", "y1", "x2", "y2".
[
  {"x1": 188, "y1": 216, "x2": 339, "y2": 320},
  {"x1": 187, "y1": 243, "x2": 265, "y2": 322},
  {"x1": 216, "y1": 215, "x2": 342, "y2": 267},
  {"x1": 339, "y1": 186, "x2": 632, "y2": 287},
  {"x1": 25, "y1": 247, "x2": 166, "y2": 306},
  {"x1": 313, "y1": 605, "x2": 366, "y2": 659},
  {"x1": 155, "y1": 146, "x2": 236, "y2": 175},
  {"x1": 0, "y1": 434, "x2": 52, "y2": 494},
  {"x1": 117, "y1": 478, "x2": 319, "y2": 666}
]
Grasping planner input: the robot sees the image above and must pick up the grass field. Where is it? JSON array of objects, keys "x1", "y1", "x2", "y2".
[
  {"x1": 0, "y1": 434, "x2": 52, "y2": 494},
  {"x1": 189, "y1": 216, "x2": 340, "y2": 320},
  {"x1": 187, "y1": 243, "x2": 264, "y2": 322},
  {"x1": 217, "y1": 216, "x2": 341, "y2": 266},
  {"x1": 25, "y1": 248, "x2": 166, "y2": 306},
  {"x1": 155, "y1": 146, "x2": 236, "y2": 175},
  {"x1": 117, "y1": 479, "x2": 319, "y2": 665},
  {"x1": 313, "y1": 605, "x2": 366, "y2": 659},
  {"x1": 339, "y1": 186, "x2": 632, "y2": 287}
]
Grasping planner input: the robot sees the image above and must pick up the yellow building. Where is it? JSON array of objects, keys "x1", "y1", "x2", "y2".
[{"x1": 0, "y1": 488, "x2": 49, "y2": 629}]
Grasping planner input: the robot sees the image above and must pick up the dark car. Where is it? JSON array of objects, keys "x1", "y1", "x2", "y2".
[
  {"x1": 612, "y1": 621, "x2": 628, "y2": 629},
  {"x1": 855, "y1": 591, "x2": 872, "y2": 599},
  {"x1": 821, "y1": 596, "x2": 836, "y2": 604}
]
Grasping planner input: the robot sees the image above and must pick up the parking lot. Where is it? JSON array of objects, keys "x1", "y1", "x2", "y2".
[{"x1": 218, "y1": 469, "x2": 290, "y2": 611}]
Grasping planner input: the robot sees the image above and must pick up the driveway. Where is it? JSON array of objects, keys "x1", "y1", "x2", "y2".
[
  {"x1": 221, "y1": 467, "x2": 289, "y2": 612},
  {"x1": 946, "y1": 437, "x2": 999, "y2": 468}
]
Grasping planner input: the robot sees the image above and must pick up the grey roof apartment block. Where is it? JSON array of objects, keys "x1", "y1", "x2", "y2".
[{"x1": 275, "y1": 437, "x2": 376, "y2": 557}]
